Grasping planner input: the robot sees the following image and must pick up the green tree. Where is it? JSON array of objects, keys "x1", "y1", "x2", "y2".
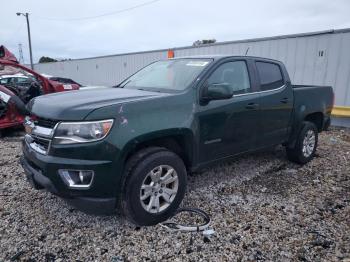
[
  {"x1": 38, "y1": 56, "x2": 58, "y2": 63},
  {"x1": 192, "y1": 39, "x2": 216, "y2": 46}
]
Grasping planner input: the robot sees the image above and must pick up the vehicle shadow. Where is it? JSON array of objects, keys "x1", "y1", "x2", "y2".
[{"x1": 0, "y1": 127, "x2": 24, "y2": 141}]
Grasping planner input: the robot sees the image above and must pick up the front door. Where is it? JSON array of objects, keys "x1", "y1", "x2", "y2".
[{"x1": 196, "y1": 59, "x2": 261, "y2": 164}]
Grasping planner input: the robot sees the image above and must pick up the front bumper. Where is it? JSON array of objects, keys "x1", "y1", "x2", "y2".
[{"x1": 20, "y1": 139, "x2": 118, "y2": 215}]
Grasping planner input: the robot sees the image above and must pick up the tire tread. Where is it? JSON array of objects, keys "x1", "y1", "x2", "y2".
[
  {"x1": 121, "y1": 147, "x2": 187, "y2": 226},
  {"x1": 286, "y1": 121, "x2": 318, "y2": 164}
]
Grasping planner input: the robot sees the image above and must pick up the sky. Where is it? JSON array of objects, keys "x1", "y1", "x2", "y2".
[{"x1": 1, "y1": 0, "x2": 350, "y2": 64}]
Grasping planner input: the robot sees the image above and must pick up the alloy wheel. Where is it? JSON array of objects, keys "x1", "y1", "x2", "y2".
[
  {"x1": 140, "y1": 165, "x2": 179, "y2": 214},
  {"x1": 302, "y1": 129, "x2": 316, "y2": 157}
]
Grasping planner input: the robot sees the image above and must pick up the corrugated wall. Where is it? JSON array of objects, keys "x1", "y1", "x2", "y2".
[
  {"x1": 34, "y1": 29, "x2": 350, "y2": 108},
  {"x1": 173, "y1": 30, "x2": 350, "y2": 108},
  {"x1": 34, "y1": 50, "x2": 168, "y2": 86}
]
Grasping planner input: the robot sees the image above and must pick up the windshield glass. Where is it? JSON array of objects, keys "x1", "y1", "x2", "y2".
[{"x1": 121, "y1": 58, "x2": 212, "y2": 91}]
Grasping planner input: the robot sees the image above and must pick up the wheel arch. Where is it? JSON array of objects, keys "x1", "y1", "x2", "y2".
[
  {"x1": 120, "y1": 128, "x2": 195, "y2": 171},
  {"x1": 304, "y1": 112, "x2": 324, "y2": 132},
  {"x1": 287, "y1": 111, "x2": 324, "y2": 148}
]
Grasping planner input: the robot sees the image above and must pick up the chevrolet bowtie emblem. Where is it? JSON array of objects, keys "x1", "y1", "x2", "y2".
[{"x1": 24, "y1": 117, "x2": 35, "y2": 135}]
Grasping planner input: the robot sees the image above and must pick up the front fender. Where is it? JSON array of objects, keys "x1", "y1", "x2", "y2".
[{"x1": 118, "y1": 128, "x2": 195, "y2": 165}]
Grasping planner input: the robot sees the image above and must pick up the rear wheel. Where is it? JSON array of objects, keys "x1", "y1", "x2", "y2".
[
  {"x1": 286, "y1": 121, "x2": 318, "y2": 164},
  {"x1": 121, "y1": 147, "x2": 187, "y2": 226}
]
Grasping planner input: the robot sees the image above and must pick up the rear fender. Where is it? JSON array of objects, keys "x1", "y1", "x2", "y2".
[{"x1": 287, "y1": 108, "x2": 325, "y2": 148}]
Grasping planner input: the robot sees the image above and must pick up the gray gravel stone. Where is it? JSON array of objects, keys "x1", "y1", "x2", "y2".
[{"x1": 0, "y1": 128, "x2": 349, "y2": 261}]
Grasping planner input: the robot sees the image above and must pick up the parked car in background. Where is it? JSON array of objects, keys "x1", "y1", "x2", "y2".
[
  {"x1": 49, "y1": 77, "x2": 83, "y2": 87},
  {"x1": 21, "y1": 56, "x2": 333, "y2": 226},
  {"x1": 0, "y1": 74, "x2": 35, "y2": 86},
  {"x1": 0, "y1": 45, "x2": 80, "y2": 133},
  {"x1": 41, "y1": 74, "x2": 83, "y2": 87}
]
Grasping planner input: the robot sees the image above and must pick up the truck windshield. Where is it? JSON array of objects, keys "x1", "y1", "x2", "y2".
[{"x1": 121, "y1": 59, "x2": 212, "y2": 91}]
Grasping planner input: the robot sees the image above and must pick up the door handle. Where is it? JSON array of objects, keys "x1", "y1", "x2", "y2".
[
  {"x1": 280, "y1": 98, "x2": 289, "y2": 104},
  {"x1": 245, "y1": 102, "x2": 259, "y2": 110}
]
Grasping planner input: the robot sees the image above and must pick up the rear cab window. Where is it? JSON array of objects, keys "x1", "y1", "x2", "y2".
[{"x1": 256, "y1": 61, "x2": 284, "y2": 91}]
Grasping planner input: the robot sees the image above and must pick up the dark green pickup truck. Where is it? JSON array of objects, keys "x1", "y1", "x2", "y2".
[{"x1": 21, "y1": 56, "x2": 333, "y2": 225}]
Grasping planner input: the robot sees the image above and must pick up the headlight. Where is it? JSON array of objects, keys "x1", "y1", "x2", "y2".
[{"x1": 53, "y1": 119, "x2": 114, "y2": 144}]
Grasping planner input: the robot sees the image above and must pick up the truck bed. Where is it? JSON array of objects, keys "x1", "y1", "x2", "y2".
[
  {"x1": 291, "y1": 84, "x2": 333, "y2": 130},
  {"x1": 292, "y1": 85, "x2": 333, "y2": 107},
  {"x1": 292, "y1": 84, "x2": 332, "y2": 89}
]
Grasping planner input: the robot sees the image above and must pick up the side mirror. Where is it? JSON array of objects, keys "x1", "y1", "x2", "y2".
[{"x1": 202, "y1": 83, "x2": 233, "y2": 102}]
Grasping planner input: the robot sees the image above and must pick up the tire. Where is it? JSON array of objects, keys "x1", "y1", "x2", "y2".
[
  {"x1": 324, "y1": 118, "x2": 331, "y2": 131},
  {"x1": 286, "y1": 121, "x2": 318, "y2": 164},
  {"x1": 121, "y1": 147, "x2": 187, "y2": 226}
]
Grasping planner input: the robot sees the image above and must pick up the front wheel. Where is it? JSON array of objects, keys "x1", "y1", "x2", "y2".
[
  {"x1": 286, "y1": 121, "x2": 318, "y2": 164},
  {"x1": 121, "y1": 147, "x2": 187, "y2": 226}
]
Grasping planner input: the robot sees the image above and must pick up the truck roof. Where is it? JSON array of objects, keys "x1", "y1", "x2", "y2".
[{"x1": 172, "y1": 55, "x2": 282, "y2": 63}]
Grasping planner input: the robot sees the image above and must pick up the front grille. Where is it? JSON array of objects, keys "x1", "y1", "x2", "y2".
[
  {"x1": 31, "y1": 134, "x2": 51, "y2": 151},
  {"x1": 25, "y1": 116, "x2": 57, "y2": 155},
  {"x1": 36, "y1": 117, "x2": 58, "y2": 128},
  {"x1": 26, "y1": 134, "x2": 51, "y2": 155}
]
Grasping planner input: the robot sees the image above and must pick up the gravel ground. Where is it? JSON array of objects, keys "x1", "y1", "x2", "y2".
[{"x1": 0, "y1": 128, "x2": 349, "y2": 261}]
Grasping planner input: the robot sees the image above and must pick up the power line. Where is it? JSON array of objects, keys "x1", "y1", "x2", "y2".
[
  {"x1": 4, "y1": 21, "x2": 25, "y2": 44},
  {"x1": 33, "y1": 0, "x2": 163, "y2": 21}
]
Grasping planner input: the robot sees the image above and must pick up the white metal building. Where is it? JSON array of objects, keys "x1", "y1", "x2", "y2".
[{"x1": 33, "y1": 28, "x2": 350, "y2": 126}]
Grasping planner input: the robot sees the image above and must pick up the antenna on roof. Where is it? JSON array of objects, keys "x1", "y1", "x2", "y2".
[{"x1": 245, "y1": 47, "x2": 250, "y2": 56}]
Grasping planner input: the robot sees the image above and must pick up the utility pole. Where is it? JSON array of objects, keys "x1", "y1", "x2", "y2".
[{"x1": 16, "y1": 12, "x2": 33, "y2": 69}]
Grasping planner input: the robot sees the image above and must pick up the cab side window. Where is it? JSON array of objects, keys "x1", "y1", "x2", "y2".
[
  {"x1": 17, "y1": 77, "x2": 30, "y2": 83},
  {"x1": 256, "y1": 62, "x2": 284, "y2": 91},
  {"x1": 207, "y1": 61, "x2": 251, "y2": 95}
]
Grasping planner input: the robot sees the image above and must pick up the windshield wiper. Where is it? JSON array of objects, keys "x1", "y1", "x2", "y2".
[
  {"x1": 137, "y1": 88, "x2": 162, "y2": 93},
  {"x1": 113, "y1": 79, "x2": 131, "y2": 88}
]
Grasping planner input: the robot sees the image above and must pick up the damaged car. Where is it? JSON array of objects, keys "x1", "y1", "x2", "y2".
[{"x1": 0, "y1": 46, "x2": 80, "y2": 134}]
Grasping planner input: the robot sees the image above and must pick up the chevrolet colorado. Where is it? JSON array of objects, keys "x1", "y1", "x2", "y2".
[{"x1": 20, "y1": 56, "x2": 334, "y2": 226}]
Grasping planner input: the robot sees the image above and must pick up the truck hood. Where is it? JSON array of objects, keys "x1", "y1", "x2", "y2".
[{"x1": 28, "y1": 87, "x2": 167, "y2": 120}]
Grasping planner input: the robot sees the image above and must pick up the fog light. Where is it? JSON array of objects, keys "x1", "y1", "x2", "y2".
[{"x1": 58, "y1": 170, "x2": 94, "y2": 189}]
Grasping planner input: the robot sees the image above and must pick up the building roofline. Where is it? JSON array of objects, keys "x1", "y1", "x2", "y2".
[{"x1": 35, "y1": 27, "x2": 350, "y2": 65}]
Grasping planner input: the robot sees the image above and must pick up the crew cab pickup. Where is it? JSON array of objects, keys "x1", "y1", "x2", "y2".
[{"x1": 20, "y1": 56, "x2": 334, "y2": 226}]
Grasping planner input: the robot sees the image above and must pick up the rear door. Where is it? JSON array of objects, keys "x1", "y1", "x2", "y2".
[
  {"x1": 196, "y1": 58, "x2": 261, "y2": 164},
  {"x1": 255, "y1": 60, "x2": 293, "y2": 147}
]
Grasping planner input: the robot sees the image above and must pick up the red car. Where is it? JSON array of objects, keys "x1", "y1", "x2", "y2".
[{"x1": 0, "y1": 46, "x2": 79, "y2": 134}]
